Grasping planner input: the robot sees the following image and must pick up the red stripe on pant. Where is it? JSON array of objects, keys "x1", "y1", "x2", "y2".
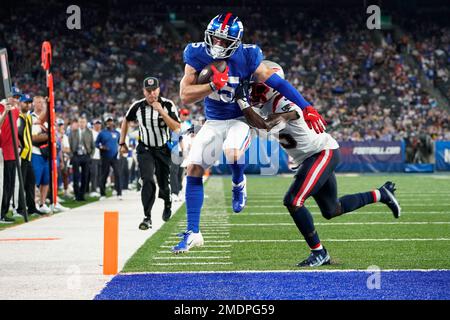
[
  {"x1": 292, "y1": 149, "x2": 333, "y2": 207},
  {"x1": 371, "y1": 190, "x2": 377, "y2": 202}
]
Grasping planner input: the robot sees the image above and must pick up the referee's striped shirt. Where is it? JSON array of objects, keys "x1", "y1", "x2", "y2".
[{"x1": 125, "y1": 96, "x2": 180, "y2": 147}]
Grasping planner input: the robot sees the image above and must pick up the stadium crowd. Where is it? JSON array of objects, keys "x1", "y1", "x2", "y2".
[{"x1": 0, "y1": 3, "x2": 449, "y2": 222}]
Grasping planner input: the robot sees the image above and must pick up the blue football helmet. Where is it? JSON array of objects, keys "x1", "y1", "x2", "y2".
[{"x1": 204, "y1": 13, "x2": 244, "y2": 59}]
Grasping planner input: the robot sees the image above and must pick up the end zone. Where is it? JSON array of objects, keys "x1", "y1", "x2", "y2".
[{"x1": 95, "y1": 270, "x2": 450, "y2": 300}]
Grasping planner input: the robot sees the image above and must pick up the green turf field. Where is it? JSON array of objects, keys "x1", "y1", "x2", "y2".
[{"x1": 123, "y1": 174, "x2": 450, "y2": 272}]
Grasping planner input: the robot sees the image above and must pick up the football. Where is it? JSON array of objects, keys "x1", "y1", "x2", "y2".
[{"x1": 196, "y1": 60, "x2": 227, "y2": 84}]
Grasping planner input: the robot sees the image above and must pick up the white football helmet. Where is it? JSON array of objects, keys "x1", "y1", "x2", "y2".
[{"x1": 250, "y1": 60, "x2": 285, "y2": 108}]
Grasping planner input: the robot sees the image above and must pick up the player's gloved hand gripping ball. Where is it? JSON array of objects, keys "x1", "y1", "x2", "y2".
[
  {"x1": 210, "y1": 64, "x2": 229, "y2": 91},
  {"x1": 302, "y1": 106, "x2": 327, "y2": 134}
]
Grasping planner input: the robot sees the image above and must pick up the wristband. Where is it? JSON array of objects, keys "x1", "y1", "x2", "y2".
[
  {"x1": 119, "y1": 142, "x2": 126, "y2": 146},
  {"x1": 237, "y1": 98, "x2": 251, "y2": 111},
  {"x1": 209, "y1": 82, "x2": 217, "y2": 92}
]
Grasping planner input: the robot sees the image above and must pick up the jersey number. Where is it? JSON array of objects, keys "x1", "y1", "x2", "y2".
[
  {"x1": 209, "y1": 76, "x2": 240, "y2": 103},
  {"x1": 278, "y1": 132, "x2": 297, "y2": 149}
]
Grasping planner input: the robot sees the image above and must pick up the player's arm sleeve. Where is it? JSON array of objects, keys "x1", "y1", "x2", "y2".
[
  {"x1": 248, "y1": 45, "x2": 264, "y2": 74},
  {"x1": 183, "y1": 44, "x2": 203, "y2": 72},
  {"x1": 265, "y1": 73, "x2": 311, "y2": 110}
]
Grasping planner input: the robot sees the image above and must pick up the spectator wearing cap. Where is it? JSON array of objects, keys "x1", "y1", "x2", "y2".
[
  {"x1": 120, "y1": 76, "x2": 180, "y2": 230},
  {"x1": 89, "y1": 119, "x2": 102, "y2": 197},
  {"x1": 96, "y1": 115, "x2": 122, "y2": 200},
  {"x1": 69, "y1": 117, "x2": 95, "y2": 201},
  {"x1": 0, "y1": 94, "x2": 20, "y2": 223},
  {"x1": 16, "y1": 94, "x2": 42, "y2": 216}
]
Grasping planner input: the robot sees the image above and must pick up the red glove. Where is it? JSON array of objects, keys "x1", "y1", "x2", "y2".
[
  {"x1": 210, "y1": 65, "x2": 229, "y2": 91},
  {"x1": 303, "y1": 106, "x2": 327, "y2": 134}
]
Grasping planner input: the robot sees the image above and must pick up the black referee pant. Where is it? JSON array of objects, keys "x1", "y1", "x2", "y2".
[
  {"x1": 136, "y1": 143, "x2": 171, "y2": 218},
  {"x1": 17, "y1": 159, "x2": 38, "y2": 214}
]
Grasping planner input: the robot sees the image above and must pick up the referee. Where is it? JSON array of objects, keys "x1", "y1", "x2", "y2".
[{"x1": 120, "y1": 77, "x2": 180, "y2": 230}]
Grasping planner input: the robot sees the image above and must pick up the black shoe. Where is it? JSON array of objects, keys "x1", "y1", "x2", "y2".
[
  {"x1": 139, "y1": 217, "x2": 152, "y2": 230},
  {"x1": 28, "y1": 209, "x2": 46, "y2": 216},
  {"x1": 162, "y1": 205, "x2": 172, "y2": 222},
  {"x1": 297, "y1": 248, "x2": 331, "y2": 267},
  {"x1": 0, "y1": 216, "x2": 16, "y2": 223},
  {"x1": 379, "y1": 181, "x2": 401, "y2": 218}
]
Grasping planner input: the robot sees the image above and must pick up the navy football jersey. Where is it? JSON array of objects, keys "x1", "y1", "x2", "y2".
[{"x1": 184, "y1": 42, "x2": 264, "y2": 120}]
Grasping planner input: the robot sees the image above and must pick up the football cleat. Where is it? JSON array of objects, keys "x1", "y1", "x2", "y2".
[
  {"x1": 139, "y1": 217, "x2": 152, "y2": 230},
  {"x1": 232, "y1": 175, "x2": 247, "y2": 213},
  {"x1": 171, "y1": 231, "x2": 204, "y2": 254},
  {"x1": 162, "y1": 203, "x2": 172, "y2": 222},
  {"x1": 379, "y1": 181, "x2": 401, "y2": 218},
  {"x1": 297, "y1": 248, "x2": 331, "y2": 267}
]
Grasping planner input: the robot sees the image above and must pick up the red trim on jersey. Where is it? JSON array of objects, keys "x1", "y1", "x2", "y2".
[
  {"x1": 221, "y1": 13, "x2": 233, "y2": 31},
  {"x1": 292, "y1": 149, "x2": 333, "y2": 206},
  {"x1": 272, "y1": 94, "x2": 283, "y2": 113}
]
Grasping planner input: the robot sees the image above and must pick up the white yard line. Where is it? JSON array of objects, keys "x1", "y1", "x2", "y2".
[
  {"x1": 153, "y1": 256, "x2": 231, "y2": 260},
  {"x1": 204, "y1": 211, "x2": 449, "y2": 215},
  {"x1": 123, "y1": 268, "x2": 450, "y2": 275},
  {"x1": 157, "y1": 250, "x2": 231, "y2": 254},
  {"x1": 152, "y1": 262, "x2": 233, "y2": 266},
  {"x1": 205, "y1": 205, "x2": 450, "y2": 209},
  {"x1": 193, "y1": 238, "x2": 450, "y2": 243},
  {"x1": 160, "y1": 245, "x2": 232, "y2": 248},
  {"x1": 226, "y1": 222, "x2": 450, "y2": 226}
]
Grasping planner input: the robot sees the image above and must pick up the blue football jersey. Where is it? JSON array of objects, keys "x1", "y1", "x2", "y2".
[{"x1": 183, "y1": 42, "x2": 264, "y2": 120}]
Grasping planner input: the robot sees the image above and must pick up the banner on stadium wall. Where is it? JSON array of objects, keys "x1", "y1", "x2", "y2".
[
  {"x1": 435, "y1": 141, "x2": 450, "y2": 171},
  {"x1": 211, "y1": 136, "x2": 290, "y2": 176},
  {"x1": 211, "y1": 138, "x2": 407, "y2": 174},
  {"x1": 335, "y1": 140, "x2": 405, "y2": 172}
]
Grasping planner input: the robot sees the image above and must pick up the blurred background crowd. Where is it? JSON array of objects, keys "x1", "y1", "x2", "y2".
[{"x1": 0, "y1": 0, "x2": 449, "y2": 221}]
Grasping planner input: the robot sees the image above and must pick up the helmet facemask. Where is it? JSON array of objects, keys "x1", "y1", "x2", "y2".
[
  {"x1": 249, "y1": 60, "x2": 285, "y2": 107},
  {"x1": 204, "y1": 31, "x2": 241, "y2": 59}
]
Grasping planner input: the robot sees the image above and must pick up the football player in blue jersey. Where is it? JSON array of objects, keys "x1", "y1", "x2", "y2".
[{"x1": 172, "y1": 13, "x2": 326, "y2": 253}]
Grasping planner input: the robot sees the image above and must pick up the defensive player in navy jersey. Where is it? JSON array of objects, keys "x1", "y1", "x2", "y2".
[{"x1": 173, "y1": 13, "x2": 326, "y2": 253}]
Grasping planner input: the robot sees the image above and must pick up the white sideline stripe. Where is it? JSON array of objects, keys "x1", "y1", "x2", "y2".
[
  {"x1": 123, "y1": 269, "x2": 450, "y2": 275},
  {"x1": 227, "y1": 222, "x2": 450, "y2": 226},
  {"x1": 153, "y1": 256, "x2": 230, "y2": 260},
  {"x1": 197, "y1": 238, "x2": 450, "y2": 243},
  {"x1": 157, "y1": 250, "x2": 231, "y2": 254},
  {"x1": 152, "y1": 262, "x2": 233, "y2": 266}
]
